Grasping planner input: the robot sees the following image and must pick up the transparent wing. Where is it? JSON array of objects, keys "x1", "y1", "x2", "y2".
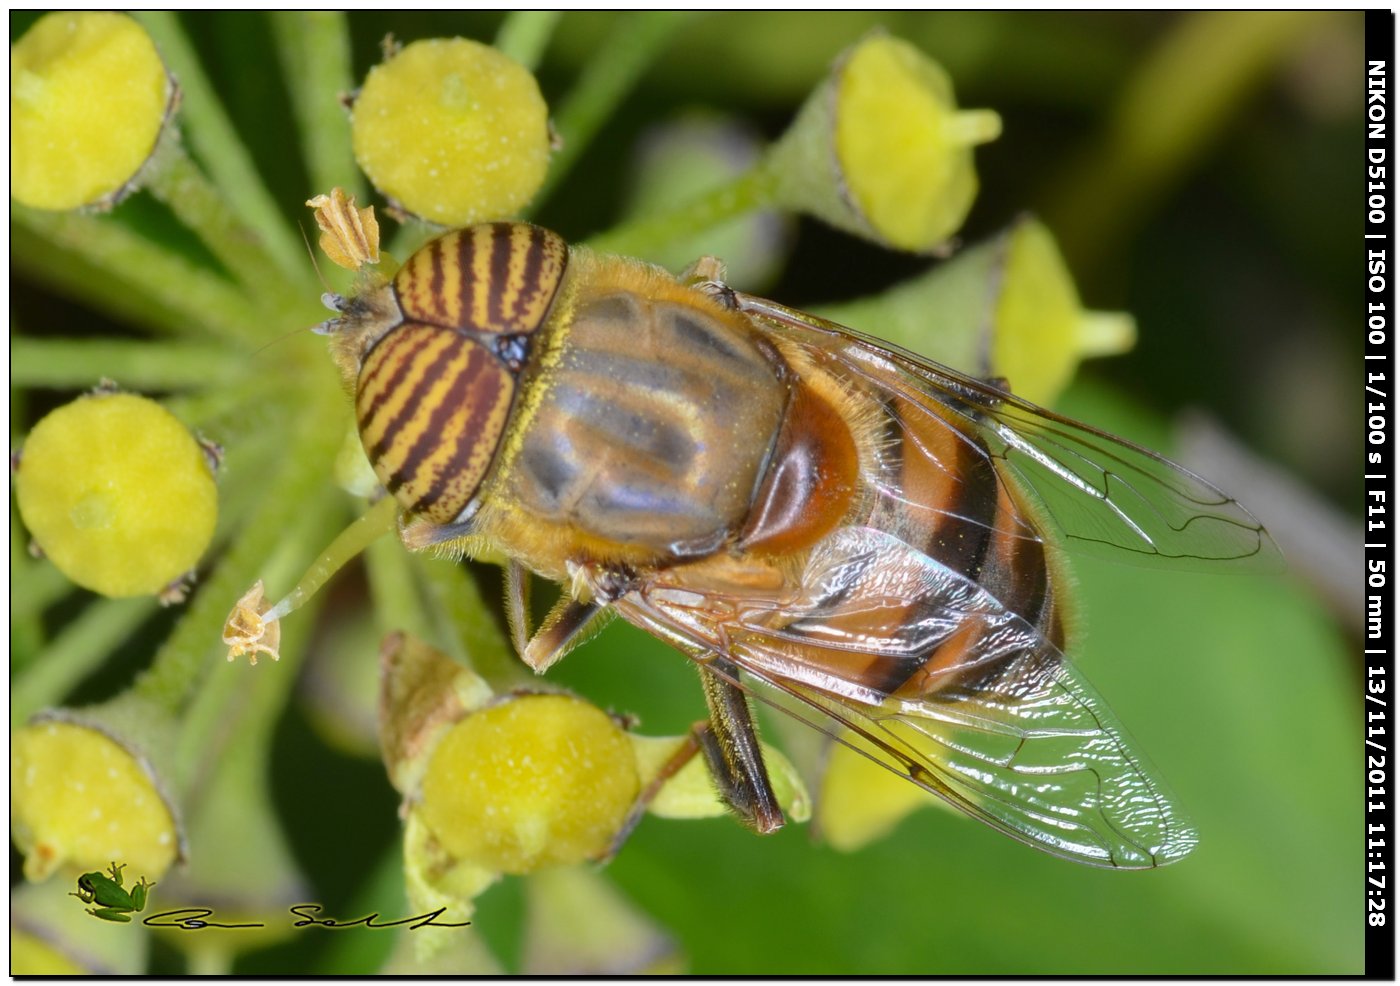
[
  {"x1": 609, "y1": 526, "x2": 1197, "y2": 869},
  {"x1": 734, "y1": 293, "x2": 1280, "y2": 570}
]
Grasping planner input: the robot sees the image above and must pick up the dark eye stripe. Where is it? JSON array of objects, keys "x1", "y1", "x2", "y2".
[
  {"x1": 357, "y1": 326, "x2": 445, "y2": 437},
  {"x1": 358, "y1": 326, "x2": 514, "y2": 522},
  {"x1": 406, "y1": 352, "x2": 513, "y2": 519},
  {"x1": 488, "y1": 223, "x2": 514, "y2": 327},
  {"x1": 359, "y1": 326, "x2": 461, "y2": 464},
  {"x1": 385, "y1": 342, "x2": 482, "y2": 494},
  {"x1": 393, "y1": 222, "x2": 567, "y2": 336}
]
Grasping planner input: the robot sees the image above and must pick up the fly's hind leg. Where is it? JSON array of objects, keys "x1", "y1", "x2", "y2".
[
  {"x1": 697, "y1": 658, "x2": 785, "y2": 834},
  {"x1": 504, "y1": 559, "x2": 609, "y2": 673},
  {"x1": 602, "y1": 667, "x2": 784, "y2": 860}
]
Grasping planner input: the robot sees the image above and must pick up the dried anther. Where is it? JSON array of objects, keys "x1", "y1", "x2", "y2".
[
  {"x1": 306, "y1": 187, "x2": 381, "y2": 271},
  {"x1": 223, "y1": 580, "x2": 281, "y2": 665}
]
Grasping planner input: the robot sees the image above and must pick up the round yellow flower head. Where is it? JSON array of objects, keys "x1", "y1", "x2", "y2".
[
  {"x1": 817, "y1": 216, "x2": 1135, "y2": 407},
  {"x1": 352, "y1": 37, "x2": 551, "y2": 226},
  {"x1": 11, "y1": 12, "x2": 173, "y2": 211},
  {"x1": 771, "y1": 31, "x2": 1000, "y2": 252},
  {"x1": 420, "y1": 694, "x2": 640, "y2": 874},
  {"x1": 11, "y1": 721, "x2": 180, "y2": 882},
  {"x1": 817, "y1": 740, "x2": 933, "y2": 852},
  {"x1": 15, "y1": 392, "x2": 218, "y2": 598},
  {"x1": 989, "y1": 218, "x2": 1136, "y2": 406},
  {"x1": 835, "y1": 34, "x2": 1000, "y2": 251}
]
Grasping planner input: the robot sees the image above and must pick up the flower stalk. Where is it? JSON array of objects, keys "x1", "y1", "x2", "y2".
[
  {"x1": 493, "y1": 10, "x2": 563, "y2": 71},
  {"x1": 585, "y1": 164, "x2": 779, "y2": 260},
  {"x1": 535, "y1": 12, "x2": 697, "y2": 204},
  {"x1": 132, "y1": 10, "x2": 309, "y2": 280},
  {"x1": 270, "y1": 12, "x2": 365, "y2": 203},
  {"x1": 11, "y1": 207, "x2": 267, "y2": 346},
  {"x1": 142, "y1": 141, "x2": 310, "y2": 319}
]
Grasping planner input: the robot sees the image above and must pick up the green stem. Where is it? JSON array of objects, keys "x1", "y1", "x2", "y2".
[
  {"x1": 144, "y1": 142, "x2": 308, "y2": 319},
  {"x1": 270, "y1": 12, "x2": 364, "y2": 202},
  {"x1": 10, "y1": 512, "x2": 53, "y2": 669},
  {"x1": 11, "y1": 598, "x2": 158, "y2": 728},
  {"x1": 494, "y1": 10, "x2": 562, "y2": 71},
  {"x1": 132, "y1": 392, "x2": 346, "y2": 714},
  {"x1": 171, "y1": 530, "x2": 321, "y2": 784},
  {"x1": 536, "y1": 12, "x2": 696, "y2": 206},
  {"x1": 416, "y1": 557, "x2": 530, "y2": 690},
  {"x1": 365, "y1": 534, "x2": 436, "y2": 645},
  {"x1": 133, "y1": 11, "x2": 309, "y2": 284},
  {"x1": 12, "y1": 208, "x2": 265, "y2": 346},
  {"x1": 262, "y1": 494, "x2": 398, "y2": 621},
  {"x1": 584, "y1": 163, "x2": 778, "y2": 260},
  {"x1": 12, "y1": 338, "x2": 241, "y2": 392},
  {"x1": 161, "y1": 360, "x2": 302, "y2": 445},
  {"x1": 10, "y1": 552, "x2": 71, "y2": 627},
  {"x1": 171, "y1": 505, "x2": 335, "y2": 899}
]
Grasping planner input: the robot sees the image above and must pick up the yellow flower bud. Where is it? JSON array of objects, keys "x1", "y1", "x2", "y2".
[
  {"x1": 818, "y1": 217, "x2": 1135, "y2": 406},
  {"x1": 11, "y1": 12, "x2": 174, "y2": 211},
  {"x1": 15, "y1": 392, "x2": 218, "y2": 598},
  {"x1": 629, "y1": 733, "x2": 811, "y2": 824},
  {"x1": 420, "y1": 694, "x2": 640, "y2": 874},
  {"x1": 11, "y1": 721, "x2": 180, "y2": 881},
  {"x1": 351, "y1": 38, "x2": 551, "y2": 226},
  {"x1": 771, "y1": 31, "x2": 1000, "y2": 252},
  {"x1": 378, "y1": 632, "x2": 495, "y2": 802},
  {"x1": 989, "y1": 218, "x2": 1136, "y2": 406},
  {"x1": 816, "y1": 740, "x2": 936, "y2": 852}
]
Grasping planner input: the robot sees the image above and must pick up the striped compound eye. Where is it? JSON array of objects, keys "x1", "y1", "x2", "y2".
[{"x1": 355, "y1": 223, "x2": 567, "y2": 525}]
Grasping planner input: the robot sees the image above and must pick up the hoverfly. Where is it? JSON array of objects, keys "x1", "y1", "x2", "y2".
[{"x1": 318, "y1": 221, "x2": 1275, "y2": 869}]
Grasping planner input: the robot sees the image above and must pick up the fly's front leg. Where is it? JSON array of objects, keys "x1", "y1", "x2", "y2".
[
  {"x1": 697, "y1": 658, "x2": 784, "y2": 834},
  {"x1": 504, "y1": 559, "x2": 609, "y2": 674}
]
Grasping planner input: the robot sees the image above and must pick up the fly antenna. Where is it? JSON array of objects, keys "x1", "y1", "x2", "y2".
[
  {"x1": 299, "y1": 219, "x2": 332, "y2": 295},
  {"x1": 250, "y1": 321, "x2": 319, "y2": 359}
]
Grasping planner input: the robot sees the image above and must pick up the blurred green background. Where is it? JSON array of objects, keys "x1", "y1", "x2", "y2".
[{"x1": 11, "y1": 10, "x2": 1363, "y2": 975}]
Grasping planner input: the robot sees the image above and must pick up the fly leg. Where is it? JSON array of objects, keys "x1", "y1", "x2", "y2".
[
  {"x1": 680, "y1": 256, "x2": 742, "y2": 311},
  {"x1": 696, "y1": 658, "x2": 785, "y2": 834},
  {"x1": 602, "y1": 670, "x2": 784, "y2": 861},
  {"x1": 505, "y1": 559, "x2": 608, "y2": 673}
]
